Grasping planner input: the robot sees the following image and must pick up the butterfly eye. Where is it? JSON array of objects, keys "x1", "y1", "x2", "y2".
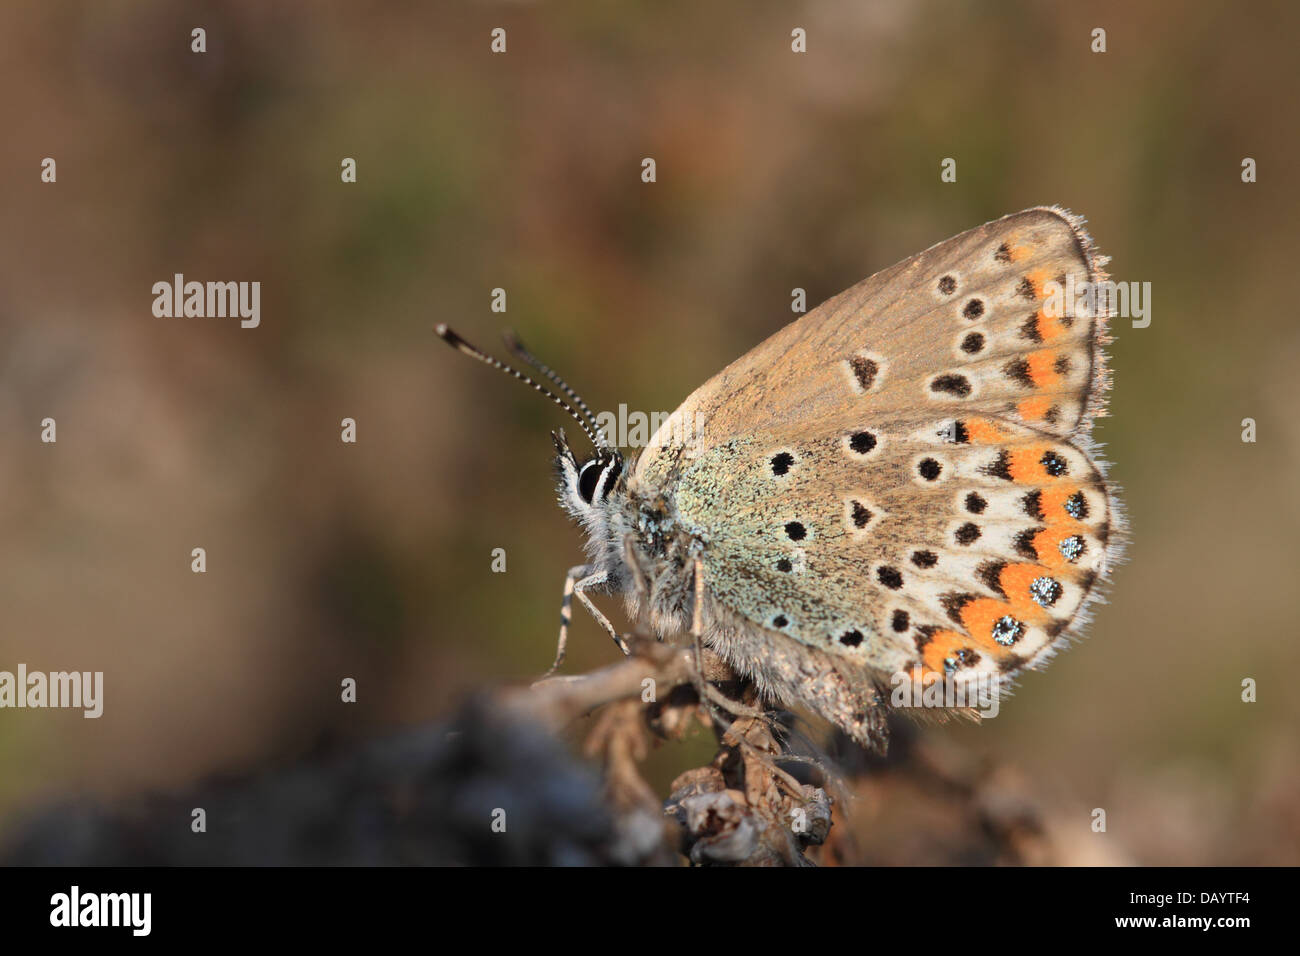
[
  {"x1": 577, "y1": 456, "x2": 622, "y2": 504},
  {"x1": 577, "y1": 461, "x2": 603, "y2": 504}
]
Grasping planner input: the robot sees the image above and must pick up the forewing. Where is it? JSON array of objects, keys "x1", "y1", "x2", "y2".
[{"x1": 636, "y1": 206, "x2": 1111, "y2": 495}]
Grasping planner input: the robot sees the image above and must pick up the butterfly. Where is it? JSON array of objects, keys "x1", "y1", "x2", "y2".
[{"x1": 439, "y1": 206, "x2": 1122, "y2": 749}]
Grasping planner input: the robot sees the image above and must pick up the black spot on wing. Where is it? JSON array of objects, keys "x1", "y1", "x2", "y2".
[
  {"x1": 877, "y1": 566, "x2": 904, "y2": 590},
  {"x1": 770, "y1": 452, "x2": 794, "y2": 476},
  {"x1": 1014, "y1": 528, "x2": 1043, "y2": 560},
  {"x1": 1021, "y1": 490, "x2": 1044, "y2": 520},
  {"x1": 848, "y1": 431, "x2": 877, "y2": 454},
  {"x1": 1040, "y1": 450, "x2": 1068, "y2": 476},
  {"x1": 850, "y1": 356, "x2": 879, "y2": 391},
  {"x1": 930, "y1": 374, "x2": 972, "y2": 397},
  {"x1": 1004, "y1": 358, "x2": 1034, "y2": 388},
  {"x1": 984, "y1": 451, "x2": 1013, "y2": 481},
  {"x1": 1064, "y1": 491, "x2": 1089, "y2": 519},
  {"x1": 975, "y1": 560, "x2": 1007, "y2": 596}
]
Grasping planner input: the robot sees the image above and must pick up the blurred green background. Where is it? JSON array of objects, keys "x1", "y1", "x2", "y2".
[{"x1": 1, "y1": 0, "x2": 1297, "y2": 864}]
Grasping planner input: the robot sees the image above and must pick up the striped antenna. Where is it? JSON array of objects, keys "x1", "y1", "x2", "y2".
[
  {"x1": 435, "y1": 324, "x2": 609, "y2": 454},
  {"x1": 501, "y1": 330, "x2": 608, "y2": 448}
]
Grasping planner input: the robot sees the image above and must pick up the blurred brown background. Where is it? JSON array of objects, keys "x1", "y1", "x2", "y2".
[{"x1": 1, "y1": 0, "x2": 1297, "y2": 864}]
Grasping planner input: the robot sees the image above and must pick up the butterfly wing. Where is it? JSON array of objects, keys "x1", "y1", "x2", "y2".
[
  {"x1": 638, "y1": 206, "x2": 1109, "y2": 478},
  {"x1": 672, "y1": 416, "x2": 1114, "y2": 681},
  {"x1": 634, "y1": 207, "x2": 1118, "y2": 688}
]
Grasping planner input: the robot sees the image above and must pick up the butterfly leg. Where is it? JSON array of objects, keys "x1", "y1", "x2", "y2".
[
  {"x1": 543, "y1": 564, "x2": 628, "y2": 676},
  {"x1": 692, "y1": 556, "x2": 705, "y2": 638}
]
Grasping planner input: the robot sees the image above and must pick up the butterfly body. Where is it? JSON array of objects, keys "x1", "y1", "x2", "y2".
[{"x1": 545, "y1": 207, "x2": 1120, "y2": 749}]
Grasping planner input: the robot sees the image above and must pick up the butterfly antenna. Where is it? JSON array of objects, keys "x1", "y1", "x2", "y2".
[
  {"x1": 501, "y1": 330, "x2": 608, "y2": 447},
  {"x1": 435, "y1": 324, "x2": 610, "y2": 454}
]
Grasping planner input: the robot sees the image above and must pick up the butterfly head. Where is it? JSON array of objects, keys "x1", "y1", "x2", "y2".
[{"x1": 553, "y1": 429, "x2": 625, "y2": 523}]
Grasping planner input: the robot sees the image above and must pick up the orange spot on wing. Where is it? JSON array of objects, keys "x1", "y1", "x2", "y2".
[
  {"x1": 965, "y1": 418, "x2": 1007, "y2": 444},
  {"x1": 1027, "y1": 349, "x2": 1061, "y2": 388},
  {"x1": 1036, "y1": 309, "x2": 1070, "y2": 341},
  {"x1": 1008, "y1": 243, "x2": 1031, "y2": 262},
  {"x1": 1018, "y1": 396, "x2": 1052, "y2": 421},
  {"x1": 1025, "y1": 267, "x2": 1052, "y2": 299},
  {"x1": 1007, "y1": 445, "x2": 1059, "y2": 483},
  {"x1": 1040, "y1": 485, "x2": 1083, "y2": 523},
  {"x1": 958, "y1": 598, "x2": 1014, "y2": 647},
  {"x1": 920, "y1": 629, "x2": 973, "y2": 675},
  {"x1": 1032, "y1": 525, "x2": 1082, "y2": 570},
  {"x1": 998, "y1": 563, "x2": 1053, "y2": 622}
]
